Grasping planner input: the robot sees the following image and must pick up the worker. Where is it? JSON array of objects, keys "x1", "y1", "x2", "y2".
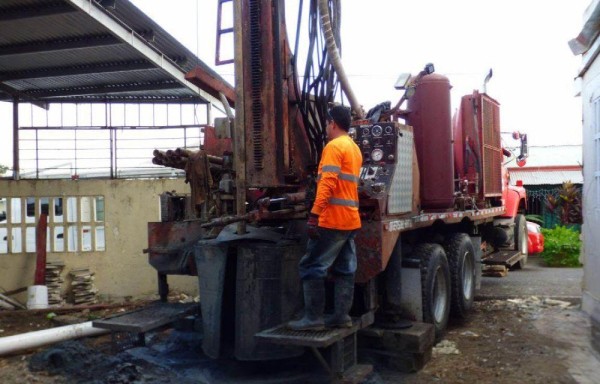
[{"x1": 288, "y1": 105, "x2": 362, "y2": 331}]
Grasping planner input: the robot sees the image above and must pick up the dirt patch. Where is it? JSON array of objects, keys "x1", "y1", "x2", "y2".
[
  {"x1": 1, "y1": 297, "x2": 598, "y2": 383},
  {"x1": 0, "y1": 303, "x2": 148, "y2": 384},
  {"x1": 366, "y1": 297, "x2": 600, "y2": 383}
]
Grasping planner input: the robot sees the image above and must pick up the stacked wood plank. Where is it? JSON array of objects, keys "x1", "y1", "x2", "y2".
[
  {"x1": 69, "y1": 267, "x2": 98, "y2": 305},
  {"x1": 482, "y1": 265, "x2": 508, "y2": 277},
  {"x1": 46, "y1": 260, "x2": 66, "y2": 306}
]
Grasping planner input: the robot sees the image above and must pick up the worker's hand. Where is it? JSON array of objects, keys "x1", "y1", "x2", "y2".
[{"x1": 307, "y1": 213, "x2": 320, "y2": 239}]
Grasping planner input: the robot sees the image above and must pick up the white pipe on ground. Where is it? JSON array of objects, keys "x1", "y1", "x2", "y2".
[{"x1": 0, "y1": 321, "x2": 109, "y2": 356}]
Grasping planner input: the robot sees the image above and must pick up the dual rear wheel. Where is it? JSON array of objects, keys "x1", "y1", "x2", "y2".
[
  {"x1": 512, "y1": 214, "x2": 528, "y2": 269},
  {"x1": 416, "y1": 234, "x2": 476, "y2": 340}
]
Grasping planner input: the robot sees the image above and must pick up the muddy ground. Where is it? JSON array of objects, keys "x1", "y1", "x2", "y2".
[{"x1": 1, "y1": 267, "x2": 599, "y2": 383}]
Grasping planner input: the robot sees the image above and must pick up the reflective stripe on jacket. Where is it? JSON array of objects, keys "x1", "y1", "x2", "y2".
[{"x1": 311, "y1": 135, "x2": 362, "y2": 230}]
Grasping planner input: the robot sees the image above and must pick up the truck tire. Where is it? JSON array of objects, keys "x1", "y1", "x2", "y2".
[
  {"x1": 417, "y1": 243, "x2": 451, "y2": 341},
  {"x1": 513, "y1": 214, "x2": 528, "y2": 269},
  {"x1": 444, "y1": 234, "x2": 476, "y2": 320}
]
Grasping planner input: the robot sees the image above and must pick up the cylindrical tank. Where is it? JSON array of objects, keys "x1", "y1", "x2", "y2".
[{"x1": 405, "y1": 73, "x2": 455, "y2": 210}]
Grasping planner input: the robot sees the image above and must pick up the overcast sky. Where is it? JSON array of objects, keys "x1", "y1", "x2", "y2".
[
  {"x1": 130, "y1": 0, "x2": 588, "y2": 146},
  {"x1": 0, "y1": 0, "x2": 590, "y2": 168}
]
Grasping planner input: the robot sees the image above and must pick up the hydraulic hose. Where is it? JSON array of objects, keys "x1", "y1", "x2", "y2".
[{"x1": 317, "y1": 0, "x2": 363, "y2": 118}]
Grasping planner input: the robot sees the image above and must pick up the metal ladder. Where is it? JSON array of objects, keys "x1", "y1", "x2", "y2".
[{"x1": 216, "y1": 0, "x2": 234, "y2": 65}]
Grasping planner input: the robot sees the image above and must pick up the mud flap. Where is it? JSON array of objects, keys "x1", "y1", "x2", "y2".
[
  {"x1": 400, "y1": 267, "x2": 423, "y2": 322},
  {"x1": 194, "y1": 240, "x2": 228, "y2": 359},
  {"x1": 470, "y1": 236, "x2": 482, "y2": 290}
]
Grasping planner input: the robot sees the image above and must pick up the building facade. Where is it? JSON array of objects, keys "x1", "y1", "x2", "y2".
[{"x1": 570, "y1": 0, "x2": 600, "y2": 352}]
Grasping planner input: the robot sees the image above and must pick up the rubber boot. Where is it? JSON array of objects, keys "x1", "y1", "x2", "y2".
[
  {"x1": 287, "y1": 280, "x2": 325, "y2": 331},
  {"x1": 325, "y1": 276, "x2": 354, "y2": 328}
]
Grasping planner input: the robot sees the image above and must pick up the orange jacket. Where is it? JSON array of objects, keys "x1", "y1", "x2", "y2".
[{"x1": 311, "y1": 135, "x2": 362, "y2": 230}]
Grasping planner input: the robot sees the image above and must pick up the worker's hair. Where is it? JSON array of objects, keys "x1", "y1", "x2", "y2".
[{"x1": 327, "y1": 105, "x2": 352, "y2": 131}]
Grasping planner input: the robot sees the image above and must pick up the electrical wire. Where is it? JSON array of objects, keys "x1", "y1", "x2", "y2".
[{"x1": 292, "y1": 0, "x2": 342, "y2": 165}]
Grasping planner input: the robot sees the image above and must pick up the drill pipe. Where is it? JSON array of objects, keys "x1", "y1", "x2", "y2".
[{"x1": 199, "y1": 205, "x2": 306, "y2": 229}]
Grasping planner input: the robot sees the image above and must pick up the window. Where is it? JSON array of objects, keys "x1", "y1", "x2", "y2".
[{"x1": 0, "y1": 196, "x2": 105, "y2": 254}]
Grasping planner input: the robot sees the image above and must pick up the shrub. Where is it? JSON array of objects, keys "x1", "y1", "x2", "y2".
[
  {"x1": 540, "y1": 226, "x2": 581, "y2": 267},
  {"x1": 545, "y1": 181, "x2": 582, "y2": 225}
]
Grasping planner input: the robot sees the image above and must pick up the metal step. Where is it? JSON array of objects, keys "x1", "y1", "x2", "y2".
[
  {"x1": 255, "y1": 312, "x2": 374, "y2": 349},
  {"x1": 92, "y1": 302, "x2": 198, "y2": 333},
  {"x1": 481, "y1": 249, "x2": 522, "y2": 266}
]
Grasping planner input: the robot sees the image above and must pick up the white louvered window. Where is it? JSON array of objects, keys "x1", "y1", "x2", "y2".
[{"x1": 0, "y1": 196, "x2": 105, "y2": 254}]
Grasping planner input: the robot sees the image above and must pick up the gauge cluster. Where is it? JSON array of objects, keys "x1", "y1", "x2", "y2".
[
  {"x1": 352, "y1": 122, "x2": 402, "y2": 197},
  {"x1": 353, "y1": 122, "x2": 398, "y2": 165}
]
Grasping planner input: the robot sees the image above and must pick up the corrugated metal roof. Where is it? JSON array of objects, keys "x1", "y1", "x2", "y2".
[
  {"x1": 0, "y1": 0, "x2": 231, "y2": 104},
  {"x1": 509, "y1": 169, "x2": 583, "y2": 186},
  {"x1": 504, "y1": 145, "x2": 582, "y2": 167},
  {"x1": 569, "y1": 0, "x2": 600, "y2": 55}
]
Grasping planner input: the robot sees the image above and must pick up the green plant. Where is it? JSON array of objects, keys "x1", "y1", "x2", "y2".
[
  {"x1": 0, "y1": 164, "x2": 8, "y2": 175},
  {"x1": 540, "y1": 226, "x2": 581, "y2": 267},
  {"x1": 545, "y1": 181, "x2": 582, "y2": 225},
  {"x1": 526, "y1": 214, "x2": 543, "y2": 226}
]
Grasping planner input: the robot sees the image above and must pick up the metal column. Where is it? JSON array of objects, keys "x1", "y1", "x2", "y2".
[{"x1": 12, "y1": 97, "x2": 19, "y2": 180}]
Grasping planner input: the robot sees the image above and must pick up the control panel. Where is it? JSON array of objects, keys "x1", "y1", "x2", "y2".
[
  {"x1": 352, "y1": 122, "x2": 413, "y2": 215},
  {"x1": 353, "y1": 122, "x2": 398, "y2": 194}
]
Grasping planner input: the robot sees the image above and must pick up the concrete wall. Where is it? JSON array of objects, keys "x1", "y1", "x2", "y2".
[
  {"x1": 0, "y1": 178, "x2": 198, "y2": 303},
  {"x1": 580, "y1": 2, "x2": 600, "y2": 346}
]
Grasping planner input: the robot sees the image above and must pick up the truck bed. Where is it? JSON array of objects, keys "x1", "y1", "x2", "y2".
[{"x1": 383, "y1": 207, "x2": 505, "y2": 233}]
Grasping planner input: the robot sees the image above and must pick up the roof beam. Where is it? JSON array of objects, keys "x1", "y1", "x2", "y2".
[
  {"x1": 66, "y1": 0, "x2": 223, "y2": 108},
  {"x1": 23, "y1": 95, "x2": 204, "y2": 104},
  {"x1": 21, "y1": 80, "x2": 185, "y2": 98},
  {"x1": 0, "y1": 60, "x2": 155, "y2": 81},
  {"x1": 0, "y1": 83, "x2": 49, "y2": 109},
  {"x1": 0, "y1": 1, "x2": 77, "y2": 21},
  {"x1": 0, "y1": 34, "x2": 121, "y2": 56}
]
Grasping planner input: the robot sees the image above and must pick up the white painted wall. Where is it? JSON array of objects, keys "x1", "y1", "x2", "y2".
[
  {"x1": 0, "y1": 178, "x2": 196, "y2": 303},
  {"x1": 580, "y1": 1, "x2": 600, "y2": 319}
]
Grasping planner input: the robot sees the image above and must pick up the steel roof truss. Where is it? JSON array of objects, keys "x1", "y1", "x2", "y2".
[
  {"x1": 23, "y1": 79, "x2": 184, "y2": 98},
  {"x1": 0, "y1": 1, "x2": 77, "y2": 22},
  {"x1": 66, "y1": 0, "x2": 221, "y2": 107},
  {"x1": 0, "y1": 34, "x2": 121, "y2": 57},
  {"x1": 0, "y1": 60, "x2": 155, "y2": 81},
  {"x1": 42, "y1": 95, "x2": 202, "y2": 104}
]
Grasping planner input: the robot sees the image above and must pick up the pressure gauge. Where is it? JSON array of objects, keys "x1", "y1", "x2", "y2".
[
  {"x1": 371, "y1": 149, "x2": 384, "y2": 162},
  {"x1": 384, "y1": 126, "x2": 393, "y2": 134},
  {"x1": 362, "y1": 127, "x2": 370, "y2": 136},
  {"x1": 372, "y1": 125, "x2": 383, "y2": 137}
]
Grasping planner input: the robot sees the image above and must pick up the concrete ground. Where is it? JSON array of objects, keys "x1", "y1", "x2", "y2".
[{"x1": 477, "y1": 255, "x2": 583, "y2": 300}]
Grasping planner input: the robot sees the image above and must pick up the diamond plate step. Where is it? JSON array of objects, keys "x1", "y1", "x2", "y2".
[
  {"x1": 92, "y1": 302, "x2": 198, "y2": 333},
  {"x1": 255, "y1": 312, "x2": 374, "y2": 348},
  {"x1": 481, "y1": 249, "x2": 522, "y2": 266}
]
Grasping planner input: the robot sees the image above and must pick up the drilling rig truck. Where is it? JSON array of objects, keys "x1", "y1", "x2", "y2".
[{"x1": 99, "y1": 0, "x2": 530, "y2": 379}]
